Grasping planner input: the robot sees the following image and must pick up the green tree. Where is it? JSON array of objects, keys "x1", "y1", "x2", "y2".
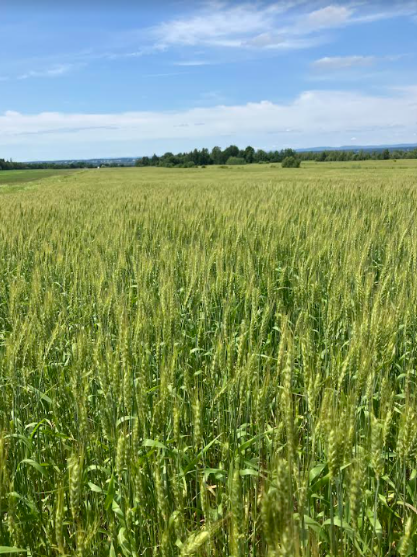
[
  {"x1": 211, "y1": 146, "x2": 223, "y2": 165},
  {"x1": 282, "y1": 156, "x2": 300, "y2": 168},
  {"x1": 244, "y1": 146, "x2": 255, "y2": 163},
  {"x1": 254, "y1": 149, "x2": 268, "y2": 163},
  {"x1": 223, "y1": 145, "x2": 239, "y2": 160},
  {"x1": 200, "y1": 148, "x2": 211, "y2": 165},
  {"x1": 226, "y1": 156, "x2": 246, "y2": 165}
]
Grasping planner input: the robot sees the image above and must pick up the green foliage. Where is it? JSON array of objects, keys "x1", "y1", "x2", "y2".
[
  {"x1": 0, "y1": 163, "x2": 417, "y2": 556},
  {"x1": 133, "y1": 144, "x2": 417, "y2": 167},
  {"x1": 225, "y1": 156, "x2": 246, "y2": 165},
  {"x1": 281, "y1": 156, "x2": 301, "y2": 168}
]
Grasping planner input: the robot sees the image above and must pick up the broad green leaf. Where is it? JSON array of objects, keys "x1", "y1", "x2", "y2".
[
  {"x1": 309, "y1": 464, "x2": 326, "y2": 483},
  {"x1": 118, "y1": 527, "x2": 132, "y2": 557},
  {"x1": 366, "y1": 510, "x2": 382, "y2": 537},
  {"x1": 88, "y1": 482, "x2": 103, "y2": 493},
  {"x1": 239, "y1": 468, "x2": 259, "y2": 477},
  {"x1": 112, "y1": 500, "x2": 124, "y2": 520},
  {"x1": 142, "y1": 439, "x2": 167, "y2": 450},
  {"x1": 20, "y1": 459, "x2": 46, "y2": 477}
]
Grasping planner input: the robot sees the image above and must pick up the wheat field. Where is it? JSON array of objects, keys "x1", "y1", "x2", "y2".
[{"x1": 0, "y1": 162, "x2": 416, "y2": 556}]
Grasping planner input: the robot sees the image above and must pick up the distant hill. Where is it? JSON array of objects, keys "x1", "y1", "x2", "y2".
[
  {"x1": 296, "y1": 143, "x2": 417, "y2": 153},
  {"x1": 27, "y1": 157, "x2": 138, "y2": 166}
]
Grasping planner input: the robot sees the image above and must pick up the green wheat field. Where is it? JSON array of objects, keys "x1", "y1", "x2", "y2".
[{"x1": 1, "y1": 161, "x2": 417, "y2": 556}]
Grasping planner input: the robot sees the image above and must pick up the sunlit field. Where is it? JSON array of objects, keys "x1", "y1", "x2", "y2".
[
  {"x1": 0, "y1": 169, "x2": 77, "y2": 189},
  {"x1": 1, "y1": 162, "x2": 417, "y2": 556}
]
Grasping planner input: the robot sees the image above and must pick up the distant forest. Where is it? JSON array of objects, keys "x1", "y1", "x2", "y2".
[
  {"x1": 2, "y1": 145, "x2": 417, "y2": 170},
  {"x1": 136, "y1": 145, "x2": 417, "y2": 167},
  {"x1": 0, "y1": 159, "x2": 98, "y2": 170}
]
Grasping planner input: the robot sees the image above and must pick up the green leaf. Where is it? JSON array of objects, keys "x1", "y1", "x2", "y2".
[
  {"x1": 184, "y1": 435, "x2": 221, "y2": 474},
  {"x1": 20, "y1": 458, "x2": 47, "y2": 476},
  {"x1": 366, "y1": 509, "x2": 382, "y2": 537},
  {"x1": 88, "y1": 482, "x2": 103, "y2": 493},
  {"x1": 202, "y1": 468, "x2": 227, "y2": 481},
  {"x1": 239, "y1": 431, "x2": 268, "y2": 452},
  {"x1": 239, "y1": 468, "x2": 259, "y2": 477},
  {"x1": 116, "y1": 415, "x2": 137, "y2": 428},
  {"x1": 6, "y1": 434, "x2": 32, "y2": 452},
  {"x1": 118, "y1": 527, "x2": 132, "y2": 556},
  {"x1": 323, "y1": 517, "x2": 355, "y2": 536},
  {"x1": 378, "y1": 494, "x2": 401, "y2": 518},
  {"x1": 300, "y1": 514, "x2": 327, "y2": 540},
  {"x1": 29, "y1": 419, "x2": 46, "y2": 440},
  {"x1": 105, "y1": 476, "x2": 115, "y2": 511},
  {"x1": 309, "y1": 464, "x2": 326, "y2": 483},
  {"x1": 142, "y1": 439, "x2": 167, "y2": 450},
  {"x1": 25, "y1": 385, "x2": 52, "y2": 405},
  {"x1": 310, "y1": 472, "x2": 331, "y2": 492},
  {"x1": 0, "y1": 549, "x2": 27, "y2": 555},
  {"x1": 112, "y1": 500, "x2": 125, "y2": 520}
]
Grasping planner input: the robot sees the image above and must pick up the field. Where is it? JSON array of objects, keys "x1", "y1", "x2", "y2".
[
  {"x1": 0, "y1": 169, "x2": 78, "y2": 190},
  {"x1": 0, "y1": 162, "x2": 417, "y2": 556}
]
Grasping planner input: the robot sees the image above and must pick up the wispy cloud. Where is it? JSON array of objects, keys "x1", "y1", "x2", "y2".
[
  {"x1": 351, "y1": 1, "x2": 417, "y2": 24},
  {"x1": 150, "y1": 2, "x2": 290, "y2": 49},
  {"x1": 297, "y1": 5, "x2": 353, "y2": 32},
  {"x1": 148, "y1": 1, "x2": 330, "y2": 51},
  {"x1": 18, "y1": 64, "x2": 76, "y2": 80},
  {"x1": 174, "y1": 60, "x2": 212, "y2": 66},
  {"x1": 312, "y1": 55, "x2": 377, "y2": 71},
  {"x1": 4, "y1": 2, "x2": 415, "y2": 77},
  {"x1": 311, "y1": 53, "x2": 409, "y2": 73},
  {"x1": 147, "y1": 1, "x2": 417, "y2": 54}
]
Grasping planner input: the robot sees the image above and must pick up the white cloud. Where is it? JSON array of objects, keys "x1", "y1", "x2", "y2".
[
  {"x1": 18, "y1": 64, "x2": 75, "y2": 80},
  {"x1": 4, "y1": 1, "x2": 415, "y2": 79},
  {"x1": 244, "y1": 33, "x2": 324, "y2": 50},
  {"x1": 173, "y1": 61, "x2": 212, "y2": 66},
  {"x1": 1, "y1": 86, "x2": 417, "y2": 159},
  {"x1": 297, "y1": 5, "x2": 353, "y2": 31},
  {"x1": 311, "y1": 54, "x2": 409, "y2": 74},
  {"x1": 147, "y1": 1, "x2": 417, "y2": 53},
  {"x1": 151, "y1": 3, "x2": 284, "y2": 48},
  {"x1": 312, "y1": 55, "x2": 377, "y2": 71},
  {"x1": 149, "y1": 1, "x2": 337, "y2": 51},
  {"x1": 352, "y1": 1, "x2": 417, "y2": 24}
]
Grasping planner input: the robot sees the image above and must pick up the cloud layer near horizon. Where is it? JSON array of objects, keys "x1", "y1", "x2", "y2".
[{"x1": 1, "y1": 86, "x2": 417, "y2": 160}]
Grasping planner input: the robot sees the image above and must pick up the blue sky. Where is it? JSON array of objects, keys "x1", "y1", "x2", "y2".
[{"x1": 1, "y1": 0, "x2": 417, "y2": 160}]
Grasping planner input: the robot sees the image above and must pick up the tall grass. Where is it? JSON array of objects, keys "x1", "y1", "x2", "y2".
[{"x1": 0, "y1": 165, "x2": 416, "y2": 556}]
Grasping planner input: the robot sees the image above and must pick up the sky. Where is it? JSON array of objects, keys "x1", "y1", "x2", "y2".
[{"x1": 1, "y1": 0, "x2": 417, "y2": 161}]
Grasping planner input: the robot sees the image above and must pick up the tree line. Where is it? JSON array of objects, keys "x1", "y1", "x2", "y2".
[
  {"x1": 0, "y1": 159, "x2": 98, "y2": 171},
  {"x1": 2, "y1": 145, "x2": 417, "y2": 171},
  {"x1": 136, "y1": 145, "x2": 417, "y2": 167}
]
